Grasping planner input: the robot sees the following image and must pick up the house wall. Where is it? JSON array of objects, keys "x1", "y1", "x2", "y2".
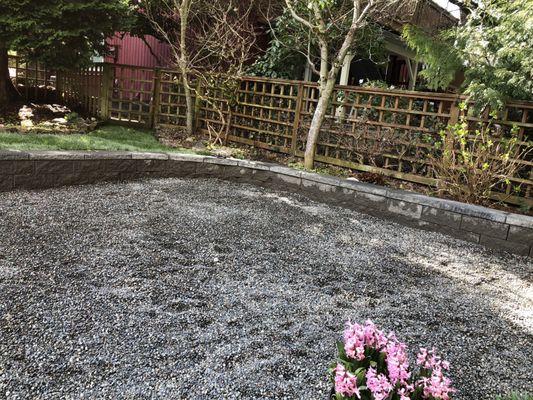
[{"x1": 106, "y1": 33, "x2": 173, "y2": 68}]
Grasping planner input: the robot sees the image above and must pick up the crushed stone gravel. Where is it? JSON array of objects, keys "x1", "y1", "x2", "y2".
[{"x1": 0, "y1": 178, "x2": 531, "y2": 399}]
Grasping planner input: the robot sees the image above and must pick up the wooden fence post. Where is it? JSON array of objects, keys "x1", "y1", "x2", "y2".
[
  {"x1": 99, "y1": 63, "x2": 113, "y2": 121},
  {"x1": 443, "y1": 99, "x2": 461, "y2": 162},
  {"x1": 55, "y1": 70, "x2": 62, "y2": 103},
  {"x1": 150, "y1": 68, "x2": 162, "y2": 128},
  {"x1": 291, "y1": 82, "x2": 305, "y2": 156},
  {"x1": 448, "y1": 100, "x2": 461, "y2": 126}
]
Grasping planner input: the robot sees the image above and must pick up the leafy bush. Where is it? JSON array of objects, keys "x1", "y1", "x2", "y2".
[
  {"x1": 330, "y1": 320, "x2": 455, "y2": 400},
  {"x1": 496, "y1": 395, "x2": 533, "y2": 400},
  {"x1": 430, "y1": 106, "x2": 531, "y2": 205},
  {"x1": 65, "y1": 112, "x2": 79, "y2": 122}
]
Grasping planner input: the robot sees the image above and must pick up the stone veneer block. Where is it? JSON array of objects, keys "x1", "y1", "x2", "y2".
[
  {"x1": 421, "y1": 206, "x2": 462, "y2": 229},
  {"x1": 0, "y1": 160, "x2": 33, "y2": 175},
  {"x1": 386, "y1": 199, "x2": 423, "y2": 219},
  {"x1": 461, "y1": 215, "x2": 510, "y2": 240},
  {"x1": 479, "y1": 235, "x2": 530, "y2": 256},
  {"x1": 0, "y1": 175, "x2": 14, "y2": 191},
  {"x1": 34, "y1": 160, "x2": 74, "y2": 175},
  {"x1": 507, "y1": 226, "x2": 533, "y2": 246}
]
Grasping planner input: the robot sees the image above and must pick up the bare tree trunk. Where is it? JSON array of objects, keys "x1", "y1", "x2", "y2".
[
  {"x1": 182, "y1": 71, "x2": 194, "y2": 135},
  {"x1": 0, "y1": 45, "x2": 9, "y2": 107},
  {"x1": 303, "y1": 77, "x2": 336, "y2": 169},
  {"x1": 179, "y1": 0, "x2": 194, "y2": 136}
]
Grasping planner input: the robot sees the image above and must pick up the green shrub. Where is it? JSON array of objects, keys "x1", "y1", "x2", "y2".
[{"x1": 496, "y1": 394, "x2": 533, "y2": 400}]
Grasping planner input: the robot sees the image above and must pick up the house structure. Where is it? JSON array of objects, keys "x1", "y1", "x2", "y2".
[
  {"x1": 106, "y1": 0, "x2": 458, "y2": 90},
  {"x1": 334, "y1": 0, "x2": 458, "y2": 90}
]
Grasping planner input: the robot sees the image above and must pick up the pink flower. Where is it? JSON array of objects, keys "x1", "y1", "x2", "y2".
[
  {"x1": 334, "y1": 364, "x2": 361, "y2": 399},
  {"x1": 397, "y1": 385, "x2": 414, "y2": 400},
  {"x1": 417, "y1": 372, "x2": 455, "y2": 400},
  {"x1": 366, "y1": 367, "x2": 393, "y2": 400},
  {"x1": 416, "y1": 348, "x2": 451, "y2": 372},
  {"x1": 415, "y1": 348, "x2": 455, "y2": 400},
  {"x1": 336, "y1": 320, "x2": 455, "y2": 400},
  {"x1": 344, "y1": 320, "x2": 388, "y2": 360},
  {"x1": 386, "y1": 334, "x2": 411, "y2": 385}
]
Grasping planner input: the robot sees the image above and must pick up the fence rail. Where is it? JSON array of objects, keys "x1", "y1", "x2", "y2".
[{"x1": 8, "y1": 57, "x2": 533, "y2": 206}]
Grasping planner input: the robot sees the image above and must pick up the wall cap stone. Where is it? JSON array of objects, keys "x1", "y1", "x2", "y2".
[
  {"x1": 83, "y1": 152, "x2": 133, "y2": 160},
  {"x1": 0, "y1": 151, "x2": 31, "y2": 160},
  {"x1": 168, "y1": 153, "x2": 206, "y2": 162},
  {"x1": 131, "y1": 152, "x2": 169, "y2": 160},
  {"x1": 237, "y1": 159, "x2": 274, "y2": 171},
  {"x1": 28, "y1": 151, "x2": 87, "y2": 160},
  {"x1": 204, "y1": 157, "x2": 240, "y2": 166},
  {"x1": 506, "y1": 213, "x2": 533, "y2": 229}
]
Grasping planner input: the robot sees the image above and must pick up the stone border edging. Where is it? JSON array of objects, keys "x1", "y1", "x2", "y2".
[{"x1": 1, "y1": 150, "x2": 532, "y2": 257}]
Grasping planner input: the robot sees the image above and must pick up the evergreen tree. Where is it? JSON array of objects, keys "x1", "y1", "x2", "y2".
[
  {"x1": 403, "y1": 0, "x2": 533, "y2": 110},
  {"x1": 0, "y1": 0, "x2": 132, "y2": 105}
]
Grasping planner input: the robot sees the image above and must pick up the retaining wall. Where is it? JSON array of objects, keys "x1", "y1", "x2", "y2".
[{"x1": 1, "y1": 150, "x2": 532, "y2": 257}]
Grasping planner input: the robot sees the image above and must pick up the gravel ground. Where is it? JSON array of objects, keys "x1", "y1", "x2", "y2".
[{"x1": 0, "y1": 178, "x2": 532, "y2": 400}]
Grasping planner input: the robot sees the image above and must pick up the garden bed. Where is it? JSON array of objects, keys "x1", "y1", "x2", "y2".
[{"x1": 0, "y1": 178, "x2": 531, "y2": 398}]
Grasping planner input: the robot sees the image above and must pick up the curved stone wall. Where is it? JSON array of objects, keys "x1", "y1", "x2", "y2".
[{"x1": 0, "y1": 150, "x2": 532, "y2": 257}]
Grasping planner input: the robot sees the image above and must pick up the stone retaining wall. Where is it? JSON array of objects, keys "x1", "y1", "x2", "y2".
[{"x1": 1, "y1": 150, "x2": 532, "y2": 257}]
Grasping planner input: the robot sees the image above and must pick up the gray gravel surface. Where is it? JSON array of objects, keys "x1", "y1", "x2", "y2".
[{"x1": 0, "y1": 178, "x2": 531, "y2": 400}]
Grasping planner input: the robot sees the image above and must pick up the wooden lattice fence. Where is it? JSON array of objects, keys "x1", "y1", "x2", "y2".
[
  {"x1": 9, "y1": 55, "x2": 103, "y2": 116},
  {"x1": 8, "y1": 58, "x2": 533, "y2": 206}
]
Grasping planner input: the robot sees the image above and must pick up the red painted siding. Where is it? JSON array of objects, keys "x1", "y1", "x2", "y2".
[{"x1": 106, "y1": 33, "x2": 173, "y2": 68}]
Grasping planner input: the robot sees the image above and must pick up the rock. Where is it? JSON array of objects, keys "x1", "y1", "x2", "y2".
[
  {"x1": 211, "y1": 147, "x2": 234, "y2": 158},
  {"x1": 192, "y1": 141, "x2": 207, "y2": 151},
  {"x1": 20, "y1": 119, "x2": 34, "y2": 128},
  {"x1": 51, "y1": 118, "x2": 68, "y2": 125},
  {"x1": 18, "y1": 106, "x2": 33, "y2": 120}
]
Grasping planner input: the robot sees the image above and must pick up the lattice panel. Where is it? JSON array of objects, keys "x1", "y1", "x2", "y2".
[
  {"x1": 155, "y1": 70, "x2": 192, "y2": 128},
  {"x1": 197, "y1": 77, "x2": 301, "y2": 153},
  {"x1": 299, "y1": 85, "x2": 455, "y2": 184},
  {"x1": 59, "y1": 66, "x2": 103, "y2": 116},
  {"x1": 10, "y1": 56, "x2": 55, "y2": 101},
  {"x1": 108, "y1": 65, "x2": 155, "y2": 125}
]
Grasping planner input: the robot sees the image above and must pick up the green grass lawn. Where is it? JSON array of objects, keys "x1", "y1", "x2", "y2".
[{"x1": 0, "y1": 125, "x2": 191, "y2": 153}]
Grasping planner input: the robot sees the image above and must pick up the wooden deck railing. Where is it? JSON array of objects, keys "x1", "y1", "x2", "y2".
[{"x1": 8, "y1": 57, "x2": 533, "y2": 206}]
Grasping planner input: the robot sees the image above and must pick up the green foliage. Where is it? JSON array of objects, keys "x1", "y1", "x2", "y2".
[
  {"x1": 361, "y1": 80, "x2": 389, "y2": 89},
  {"x1": 403, "y1": 0, "x2": 533, "y2": 109},
  {"x1": 402, "y1": 25, "x2": 462, "y2": 91},
  {"x1": 430, "y1": 108, "x2": 531, "y2": 204},
  {"x1": 0, "y1": 0, "x2": 132, "y2": 69},
  {"x1": 249, "y1": 4, "x2": 386, "y2": 79},
  {"x1": 65, "y1": 112, "x2": 79, "y2": 123},
  {"x1": 495, "y1": 394, "x2": 533, "y2": 400}
]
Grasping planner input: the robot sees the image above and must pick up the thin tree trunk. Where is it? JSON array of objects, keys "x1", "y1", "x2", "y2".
[
  {"x1": 182, "y1": 71, "x2": 194, "y2": 136},
  {"x1": 0, "y1": 45, "x2": 9, "y2": 107},
  {"x1": 303, "y1": 77, "x2": 336, "y2": 169},
  {"x1": 179, "y1": 0, "x2": 194, "y2": 136}
]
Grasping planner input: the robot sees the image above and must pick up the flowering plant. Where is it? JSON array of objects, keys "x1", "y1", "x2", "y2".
[{"x1": 329, "y1": 320, "x2": 455, "y2": 400}]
